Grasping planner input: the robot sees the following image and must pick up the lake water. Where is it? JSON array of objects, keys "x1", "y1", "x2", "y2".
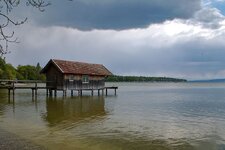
[{"x1": 1, "y1": 82, "x2": 225, "y2": 150}]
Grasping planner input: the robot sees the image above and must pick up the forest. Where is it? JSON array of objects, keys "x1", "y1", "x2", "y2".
[{"x1": 0, "y1": 57, "x2": 45, "y2": 80}]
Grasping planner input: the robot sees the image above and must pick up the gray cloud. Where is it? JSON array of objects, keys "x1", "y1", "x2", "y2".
[
  {"x1": 192, "y1": 8, "x2": 225, "y2": 28},
  {"x1": 7, "y1": 16, "x2": 225, "y2": 80},
  {"x1": 29, "y1": 0, "x2": 201, "y2": 30}
]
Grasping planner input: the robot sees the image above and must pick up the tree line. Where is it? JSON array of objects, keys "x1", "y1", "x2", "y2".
[
  {"x1": 0, "y1": 57, "x2": 45, "y2": 80},
  {"x1": 106, "y1": 75, "x2": 187, "y2": 82},
  {"x1": 0, "y1": 57, "x2": 187, "y2": 82}
]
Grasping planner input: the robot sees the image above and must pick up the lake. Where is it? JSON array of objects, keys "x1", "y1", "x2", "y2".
[{"x1": 1, "y1": 82, "x2": 225, "y2": 150}]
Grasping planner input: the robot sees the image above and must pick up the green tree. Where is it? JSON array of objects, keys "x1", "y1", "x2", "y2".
[
  {"x1": 16, "y1": 63, "x2": 45, "y2": 80},
  {"x1": 17, "y1": 65, "x2": 37, "y2": 80},
  {"x1": 36, "y1": 63, "x2": 46, "y2": 80},
  {"x1": 0, "y1": 57, "x2": 17, "y2": 79}
]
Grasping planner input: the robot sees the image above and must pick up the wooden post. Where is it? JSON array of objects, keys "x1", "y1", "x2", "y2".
[
  {"x1": 102, "y1": 89, "x2": 104, "y2": 96},
  {"x1": 78, "y1": 90, "x2": 82, "y2": 96},
  {"x1": 63, "y1": 90, "x2": 67, "y2": 97},
  {"x1": 8, "y1": 89, "x2": 10, "y2": 100},
  {"x1": 12, "y1": 82, "x2": 15, "y2": 96},
  {"x1": 91, "y1": 90, "x2": 94, "y2": 96},
  {"x1": 8, "y1": 89, "x2": 10, "y2": 97},
  {"x1": 71, "y1": 90, "x2": 73, "y2": 96},
  {"x1": 46, "y1": 89, "x2": 49, "y2": 97},
  {"x1": 115, "y1": 88, "x2": 117, "y2": 95},
  {"x1": 98, "y1": 89, "x2": 100, "y2": 96},
  {"x1": 32, "y1": 89, "x2": 34, "y2": 97},
  {"x1": 49, "y1": 90, "x2": 53, "y2": 97},
  {"x1": 106, "y1": 88, "x2": 108, "y2": 96},
  {"x1": 54, "y1": 89, "x2": 57, "y2": 97},
  {"x1": 35, "y1": 82, "x2": 37, "y2": 96}
]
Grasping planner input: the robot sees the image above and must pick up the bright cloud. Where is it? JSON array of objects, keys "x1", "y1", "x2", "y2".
[{"x1": 7, "y1": 10, "x2": 225, "y2": 80}]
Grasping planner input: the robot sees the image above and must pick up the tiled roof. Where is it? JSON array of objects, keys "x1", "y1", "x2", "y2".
[{"x1": 41, "y1": 59, "x2": 112, "y2": 76}]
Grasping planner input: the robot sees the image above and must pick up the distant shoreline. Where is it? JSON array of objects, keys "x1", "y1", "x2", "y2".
[
  {"x1": 189, "y1": 79, "x2": 225, "y2": 83},
  {"x1": 106, "y1": 75, "x2": 187, "y2": 82}
]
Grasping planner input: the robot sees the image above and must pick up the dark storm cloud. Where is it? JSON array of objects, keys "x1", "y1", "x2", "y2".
[{"x1": 32, "y1": 0, "x2": 201, "y2": 30}]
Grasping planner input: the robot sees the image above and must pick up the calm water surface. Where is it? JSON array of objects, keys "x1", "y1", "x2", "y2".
[{"x1": 1, "y1": 82, "x2": 225, "y2": 150}]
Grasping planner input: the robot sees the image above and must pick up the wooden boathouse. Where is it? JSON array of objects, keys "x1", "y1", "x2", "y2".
[
  {"x1": 40, "y1": 59, "x2": 117, "y2": 96},
  {"x1": 0, "y1": 59, "x2": 117, "y2": 98}
]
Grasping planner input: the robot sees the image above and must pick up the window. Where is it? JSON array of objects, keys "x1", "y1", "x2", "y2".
[
  {"x1": 82, "y1": 75, "x2": 89, "y2": 83},
  {"x1": 69, "y1": 75, "x2": 74, "y2": 80}
]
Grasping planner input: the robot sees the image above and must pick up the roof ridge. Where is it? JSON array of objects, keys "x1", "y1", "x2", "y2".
[
  {"x1": 41, "y1": 59, "x2": 113, "y2": 76},
  {"x1": 52, "y1": 59, "x2": 103, "y2": 66}
]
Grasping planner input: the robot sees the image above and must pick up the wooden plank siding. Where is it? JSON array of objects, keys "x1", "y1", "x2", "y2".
[
  {"x1": 64, "y1": 79, "x2": 105, "y2": 90},
  {"x1": 45, "y1": 64, "x2": 64, "y2": 89}
]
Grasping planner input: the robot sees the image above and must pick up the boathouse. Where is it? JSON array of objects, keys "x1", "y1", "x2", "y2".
[{"x1": 40, "y1": 59, "x2": 113, "y2": 95}]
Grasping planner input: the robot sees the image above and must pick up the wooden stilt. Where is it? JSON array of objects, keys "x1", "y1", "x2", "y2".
[
  {"x1": 35, "y1": 82, "x2": 37, "y2": 96},
  {"x1": 32, "y1": 89, "x2": 34, "y2": 97},
  {"x1": 12, "y1": 89, "x2": 15, "y2": 96},
  {"x1": 91, "y1": 90, "x2": 94, "y2": 96},
  {"x1": 46, "y1": 89, "x2": 49, "y2": 97},
  {"x1": 8, "y1": 89, "x2": 11, "y2": 101},
  {"x1": 106, "y1": 88, "x2": 108, "y2": 96},
  {"x1": 71, "y1": 90, "x2": 73, "y2": 96},
  {"x1": 54, "y1": 90, "x2": 57, "y2": 97},
  {"x1": 102, "y1": 89, "x2": 104, "y2": 95},
  {"x1": 63, "y1": 90, "x2": 65, "y2": 97},
  {"x1": 49, "y1": 90, "x2": 53, "y2": 97},
  {"x1": 98, "y1": 89, "x2": 100, "y2": 96},
  {"x1": 8, "y1": 89, "x2": 10, "y2": 97},
  {"x1": 35, "y1": 89, "x2": 37, "y2": 96}
]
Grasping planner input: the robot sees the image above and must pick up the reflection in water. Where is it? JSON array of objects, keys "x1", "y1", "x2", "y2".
[
  {"x1": 1, "y1": 83, "x2": 225, "y2": 149},
  {"x1": 0, "y1": 89, "x2": 10, "y2": 117},
  {"x1": 43, "y1": 96, "x2": 106, "y2": 126}
]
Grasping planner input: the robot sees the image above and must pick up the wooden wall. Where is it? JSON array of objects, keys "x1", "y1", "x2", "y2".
[
  {"x1": 46, "y1": 65, "x2": 64, "y2": 89},
  {"x1": 64, "y1": 74, "x2": 105, "y2": 90},
  {"x1": 45, "y1": 66, "x2": 106, "y2": 90}
]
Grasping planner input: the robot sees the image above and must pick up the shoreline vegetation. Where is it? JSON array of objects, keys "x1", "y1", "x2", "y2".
[
  {"x1": 0, "y1": 58, "x2": 186, "y2": 82},
  {"x1": 0, "y1": 58, "x2": 45, "y2": 80},
  {"x1": 106, "y1": 75, "x2": 187, "y2": 82}
]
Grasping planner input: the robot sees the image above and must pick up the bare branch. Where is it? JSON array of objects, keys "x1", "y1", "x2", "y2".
[
  {"x1": 0, "y1": 0, "x2": 50, "y2": 57},
  {"x1": 26, "y1": 0, "x2": 51, "y2": 12}
]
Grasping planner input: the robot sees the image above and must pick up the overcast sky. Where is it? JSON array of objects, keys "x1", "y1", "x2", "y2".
[{"x1": 5, "y1": 0, "x2": 225, "y2": 80}]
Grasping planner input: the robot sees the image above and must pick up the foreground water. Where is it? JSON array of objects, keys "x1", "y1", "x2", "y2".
[{"x1": 1, "y1": 82, "x2": 225, "y2": 150}]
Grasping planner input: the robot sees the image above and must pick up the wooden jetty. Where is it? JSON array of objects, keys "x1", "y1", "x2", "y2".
[{"x1": 0, "y1": 80, "x2": 118, "y2": 97}]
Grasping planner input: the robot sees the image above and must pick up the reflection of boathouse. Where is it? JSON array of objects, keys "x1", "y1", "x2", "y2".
[
  {"x1": 43, "y1": 96, "x2": 106, "y2": 126},
  {"x1": 41, "y1": 59, "x2": 114, "y2": 96}
]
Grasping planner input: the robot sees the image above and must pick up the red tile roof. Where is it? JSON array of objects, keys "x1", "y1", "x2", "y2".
[{"x1": 41, "y1": 59, "x2": 112, "y2": 76}]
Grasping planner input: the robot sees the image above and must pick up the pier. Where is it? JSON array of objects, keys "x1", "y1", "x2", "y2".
[{"x1": 0, "y1": 80, "x2": 118, "y2": 98}]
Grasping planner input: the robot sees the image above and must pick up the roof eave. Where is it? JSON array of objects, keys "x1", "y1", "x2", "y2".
[{"x1": 40, "y1": 59, "x2": 64, "y2": 74}]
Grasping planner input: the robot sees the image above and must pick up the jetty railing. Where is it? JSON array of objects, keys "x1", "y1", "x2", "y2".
[{"x1": 0, "y1": 80, "x2": 52, "y2": 97}]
